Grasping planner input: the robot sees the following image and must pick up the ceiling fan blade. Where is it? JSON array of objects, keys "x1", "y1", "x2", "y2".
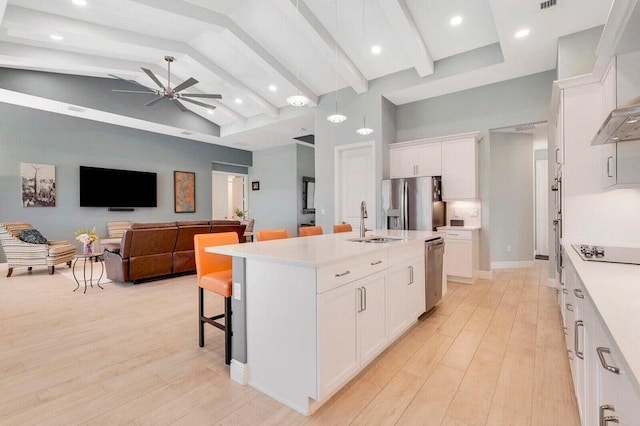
[
  {"x1": 145, "y1": 96, "x2": 165, "y2": 107},
  {"x1": 112, "y1": 89, "x2": 156, "y2": 94},
  {"x1": 172, "y1": 77, "x2": 199, "y2": 93},
  {"x1": 181, "y1": 97, "x2": 217, "y2": 110},
  {"x1": 108, "y1": 74, "x2": 156, "y2": 91},
  {"x1": 172, "y1": 99, "x2": 188, "y2": 112},
  {"x1": 180, "y1": 93, "x2": 223, "y2": 99},
  {"x1": 141, "y1": 67, "x2": 166, "y2": 89}
]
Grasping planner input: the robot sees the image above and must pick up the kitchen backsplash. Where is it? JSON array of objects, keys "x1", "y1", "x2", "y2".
[{"x1": 446, "y1": 201, "x2": 482, "y2": 227}]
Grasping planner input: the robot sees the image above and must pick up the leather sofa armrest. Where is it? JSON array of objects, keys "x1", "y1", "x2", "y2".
[{"x1": 104, "y1": 247, "x2": 122, "y2": 258}]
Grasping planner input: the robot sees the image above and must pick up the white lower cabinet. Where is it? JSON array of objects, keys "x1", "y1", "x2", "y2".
[
  {"x1": 562, "y1": 254, "x2": 640, "y2": 425},
  {"x1": 387, "y1": 257, "x2": 426, "y2": 341},
  {"x1": 438, "y1": 228, "x2": 478, "y2": 283},
  {"x1": 317, "y1": 269, "x2": 390, "y2": 401}
]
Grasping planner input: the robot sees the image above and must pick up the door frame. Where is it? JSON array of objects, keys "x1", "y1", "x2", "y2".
[
  {"x1": 211, "y1": 170, "x2": 249, "y2": 220},
  {"x1": 534, "y1": 158, "x2": 549, "y2": 257},
  {"x1": 334, "y1": 141, "x2": 376, "y2": 229}
]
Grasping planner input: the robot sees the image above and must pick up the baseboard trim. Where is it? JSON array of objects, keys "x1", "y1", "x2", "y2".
[
  {"x1": 475, "y1": 270, "x2": 493, "y2": 280},
  {"x1": 230, "y1": 359, "x2": 248, "y2": 385},
  {"x1": 447, "y1": 275, "x2": 473, "y2": 285},
  {"x1": 490, "y1": 261, "x2": 535, "y2": 269},
  {"x1": 0, "y1": 262, "x2": 6, "y2": 272}
]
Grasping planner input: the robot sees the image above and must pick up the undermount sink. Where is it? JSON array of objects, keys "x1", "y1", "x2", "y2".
[{"x1": 347, "y1": 236, "x2": 404, "y2": 243}]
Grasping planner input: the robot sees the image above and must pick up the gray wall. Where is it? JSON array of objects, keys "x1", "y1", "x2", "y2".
[
  {"x1": 557, "y1": 26, "x2": 603, "y2": 80},
  {"x1": 0, "y1": 103, "x2": 250, "y2": 263},
  {"x1": 490, "y1": 132, "x2": 535, "y2": 263},
  {"x1": 248, "y1": 145, "x2": 298, "y2": 237},
  {"x1": 395, "y1": 70, "x2": 555, "y2": 271},
  {"x1": 296, "y1": 144, "x2": 315, "y2": 226}
]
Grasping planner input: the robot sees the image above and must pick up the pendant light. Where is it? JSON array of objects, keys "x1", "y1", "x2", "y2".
[
  {"x1": 326, "y1": 0, "x2": 347, "y2": 123},
  {"x1": 356, "y1": 0, "x2": 373, "y2": 135},
  {"x1": 287, "y1": 0, "x2": 310, "y2": 107}
]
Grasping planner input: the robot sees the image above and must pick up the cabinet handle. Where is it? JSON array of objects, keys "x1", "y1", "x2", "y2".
[
  {"x1": 409, "y1": 265, "x2": 414, "y2": 284},
  {"x1": 335, "y1": 270, "x2": 350, "y2": 277},
  {"x1": 573, "y1": 289, "x2": 584, "y2": 299},
  {"x1": 362, "y1": 286, "x2": 367, "y2": 311},
  {"x1": 607, "y1": 156, "x2": 613, "y2": 178},
  {"x1": 370, "y1": 260, "x2": 382, "y2": 266},
  {"x1": 567, "y1": 349, "x2": 574, "y2": 361},
  {"x1": 415, "y1": 165, "x2": 419, "y2": 175},
  {"x1": 600, "y1": 405, "x2": 619, "y2": 426},
  {"x1": 562, "y1": 288, "x2": 568, "y2": 294},
  {"x1": 448, "y1": 233, "x2": 459, "y2": 236},
  {"x1": 357, "y1": 287, "x2": 363, "y2": 313},
  {"x1": 574, "y1": 320, "x2": 584, "y2": 360},
  {"x1": 566, "y1": 303, "x2": 574, "y2": 312},
  {"x1": 563, "y1": 326, "x2": 568, "y2": 336},
  {"x1": 555, "y1": 148, "x2": 560, "y2": 163},
  {"x1": 596, "y1": 347, "x2": 620, "y2": 375}
]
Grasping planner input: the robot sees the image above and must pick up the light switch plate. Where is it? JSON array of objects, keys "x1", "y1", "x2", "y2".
[{"x1": 233, "y1": 282, "x2": 242, "y2": 300}]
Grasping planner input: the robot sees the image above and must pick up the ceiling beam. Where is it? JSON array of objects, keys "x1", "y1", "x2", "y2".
[
  {"x1": 0, "y1": 41, "x2": 247, "y2": 125},
  {"x1": 284, "y1": 0, "x2": 367, "y2": 94},
  {"x1": 378, "y1": 0, "x2": 434, "y2": 77},
  {"x1": 131, "y1": 0, "x2": 319, "y2": 106},
  {"x1": 3, "y1": 5, "x2": 278, "y2": 119}
]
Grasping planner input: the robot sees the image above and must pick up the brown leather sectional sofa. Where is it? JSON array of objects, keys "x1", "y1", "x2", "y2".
[{"x1": 103, "y1": 220, "x2": 245, "y2": 283}]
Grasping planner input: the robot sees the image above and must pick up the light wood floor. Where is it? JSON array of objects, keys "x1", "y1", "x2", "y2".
[{"x1": 0, "y1": 261, "x2": 579, "y2": 425}]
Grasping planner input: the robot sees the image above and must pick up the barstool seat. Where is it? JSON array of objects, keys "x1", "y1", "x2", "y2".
[{"x1": 199, "y1": 271, "x2": 232, "y2": 297}]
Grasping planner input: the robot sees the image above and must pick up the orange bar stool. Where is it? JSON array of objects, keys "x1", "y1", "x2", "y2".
[
  {"x1": 299, "y1": 226, "x2": 323, "y2": 237},
  {"x1": 333, "y1": 223, "x2": 353, "y2": 233},
  {"x1": 256, "y1": 229, "x2": 289, "y2": 241},
  {"x1": 194, "y1": 232, "x2": 239, "y2": 365}
]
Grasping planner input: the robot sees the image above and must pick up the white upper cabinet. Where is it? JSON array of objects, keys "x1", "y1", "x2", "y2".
[
  {"x1": 601, "y1": 60, "x2": 617, "y2": 188},
  {"x1": 555, "y1": 90, "x2": 565, "y2": 166},
  {"x1": 442, "y1": 137, "x2": 479, "y2": 200},
  {"x1": 389, "y1": 142, "x2": 441, "y2": 178}
]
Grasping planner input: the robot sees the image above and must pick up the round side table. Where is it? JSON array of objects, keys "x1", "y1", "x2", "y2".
[{"x1": 72, "y1": 252, "x2": 104, "y2": 293}]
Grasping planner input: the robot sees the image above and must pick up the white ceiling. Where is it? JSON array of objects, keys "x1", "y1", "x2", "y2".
[{"x1": 0, "y1": 0, "x2": 617, "y2": 150}]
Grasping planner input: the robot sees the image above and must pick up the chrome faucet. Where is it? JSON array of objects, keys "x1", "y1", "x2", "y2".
[{"x1": 360, "y1": 201, "x2": 369, "y2": 238}]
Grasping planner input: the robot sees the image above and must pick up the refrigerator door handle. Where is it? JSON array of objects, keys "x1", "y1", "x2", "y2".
[{"x1": 403, "y1": 181, "x2": 409, "y2": 230}]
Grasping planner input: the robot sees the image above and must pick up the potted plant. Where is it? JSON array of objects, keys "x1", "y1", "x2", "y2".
[{"x1": 234, "y1": 207, "x2": 245, "y2": 219}]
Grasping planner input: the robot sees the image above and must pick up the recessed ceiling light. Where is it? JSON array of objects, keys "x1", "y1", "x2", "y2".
[
  {"x1": 235, "y1": 98, "x2": 243, "y2": 104},
  {"x1": 450, "y1": 16, "x2": 463, "y2": 26},
  {"x1": 72, "y1": 0, "x2": 87, "y2": 5},
  {"x1": 268, "y1": 84, "x2": 277, "y2": 92},
  {"x1": 515, "y1": 28, "x2": 530, "y2": 39},
  {"x1": 50, "y1": 34, "x2": 64, "y2": 41},
  {"x1": 206, "y1": 109, "x2": 214, "y2": 115},
  {"x1": 371, "y1": 45, "x2": 382, "y2": 55}
]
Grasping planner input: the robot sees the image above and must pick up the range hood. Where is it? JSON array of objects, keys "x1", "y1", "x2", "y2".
[{"x1": 591, "y1": 97, "x2": 640, "y2": 145}]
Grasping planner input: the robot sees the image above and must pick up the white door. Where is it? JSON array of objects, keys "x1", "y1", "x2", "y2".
[
  {"x1": 335, "y1": 141, "x2": 376, "y2": 231},
  {"x1": 535, "y1": 159, "x2": 549, "y2": 256}
]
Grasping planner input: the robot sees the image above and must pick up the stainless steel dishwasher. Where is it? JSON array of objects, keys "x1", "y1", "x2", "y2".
[{"x1": 425, "y1": 236, "x2": 445, "y2": 311}]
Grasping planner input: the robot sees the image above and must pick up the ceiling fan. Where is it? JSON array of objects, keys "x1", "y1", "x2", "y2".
[{"x1": 110, "y1": 55, "x2": 222, "y2": 112}]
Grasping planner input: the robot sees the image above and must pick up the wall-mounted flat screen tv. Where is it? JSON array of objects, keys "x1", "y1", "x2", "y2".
[{"x1": 80, "y1": 166, "x2": 157, "y2": 207}]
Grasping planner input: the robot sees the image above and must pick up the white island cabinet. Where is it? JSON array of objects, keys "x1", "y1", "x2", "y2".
[{"x1": 206, "y1": 230, "x2": 435, "y2": 415}]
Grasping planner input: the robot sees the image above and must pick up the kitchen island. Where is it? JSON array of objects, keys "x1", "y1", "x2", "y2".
[{"x1": 205, "y1": 229, "x2": 439, "y2": 415}]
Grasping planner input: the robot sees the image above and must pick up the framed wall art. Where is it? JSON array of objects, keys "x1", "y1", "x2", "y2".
[
  {"x1": 174, "y1": 171, "x2": 196, "y2": 213},
  {"x1": 21, "y1": 162, "x2": 56, "y2": 207}
]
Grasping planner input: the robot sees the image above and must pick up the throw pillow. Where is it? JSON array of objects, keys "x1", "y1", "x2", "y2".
[{"x1": 18, "y1": 229, "x2": 48, "y2": 244}]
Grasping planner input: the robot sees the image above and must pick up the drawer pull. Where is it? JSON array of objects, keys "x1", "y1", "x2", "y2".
[
  {"x1": 573, "y1": 288, "x2": 584, "y2": 299},
  {"x1": 370, "y1": 260, "x2": 382, "y2": 266},
  {"x1": 596, "y1": 347, "x2": 620, "y2": 375},
  {"x1": 562, "y1": 288, "x2": 568, "y2": 294},
  {"x1": 448, "y1": 233, "x2": 459, "y2": 236},
  {"x1": 566, "y1": 303, "x2": 574, "y2": 312},
  {"x1": 408, "y1": 265, "x2": 414, "y2": 284},
  {"x1": 600, "y1": 404, "x2": 619, "y2": 426},
  {"x1": 575, "y1": 320, "x2": 584, "y2": 360},
  {"x1": 335, "y1": 270, "x2": 351, "y2": 277}
]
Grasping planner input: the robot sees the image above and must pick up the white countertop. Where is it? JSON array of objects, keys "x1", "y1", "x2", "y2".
[
  {"x1": 205, "y1": 229, "x2": 438, "y2": 268},
  {"x1": 437, "y1": 226, "x2": 481, "y2": 231},
  {"x1": 564, "y1": 244, "x2": 640, "y2": 391}
]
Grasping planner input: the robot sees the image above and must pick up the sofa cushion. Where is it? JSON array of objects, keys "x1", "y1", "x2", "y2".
[
  {"x1": 18, "y1": 229, "x2": 48, "y2": 244},
  {"x1": 131, "y1": 222, "x2": 177, "y2": 230}
]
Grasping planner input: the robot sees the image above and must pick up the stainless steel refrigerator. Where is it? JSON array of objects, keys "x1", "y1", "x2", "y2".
[{"x1": 382, "y1": 176, "x2": 446, "y2": 231}]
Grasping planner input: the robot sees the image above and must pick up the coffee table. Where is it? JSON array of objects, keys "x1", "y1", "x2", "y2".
[{"x1": 72, "y1": 252, "x2": 104, "y2": 293}]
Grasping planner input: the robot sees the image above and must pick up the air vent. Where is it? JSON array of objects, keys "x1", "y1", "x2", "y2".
[
  {"x1": 294, "y1": 134, "x2": 315, "y2": 145},
  {"x1": 515, "y1": 124, "x2": 536, "y2": 132},
  {"x1": 540, "y1": 0, "x2": 556, "y2": 9}
]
